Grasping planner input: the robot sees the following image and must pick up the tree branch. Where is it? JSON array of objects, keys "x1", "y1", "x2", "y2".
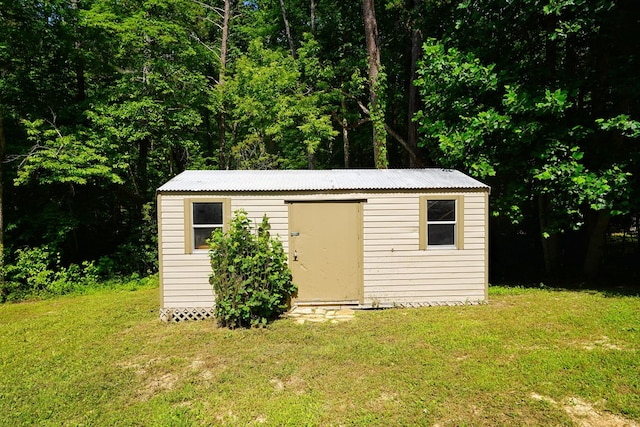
[{"x1": 350, "y1": 94, "x2": 422, "y2": 166}]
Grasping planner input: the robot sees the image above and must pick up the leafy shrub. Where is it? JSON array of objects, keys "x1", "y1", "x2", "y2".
[
  {"x1": 208, "y1": 210, "x2": 297, "y2": 328},
  {"x1": 48, "y1": 261, "x2": 101, "y2": 295},
  {"x1": 0, "y1": 246, "x2": 101, "y2": 302}
]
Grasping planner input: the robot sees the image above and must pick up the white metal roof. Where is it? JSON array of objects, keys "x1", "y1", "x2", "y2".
[{"x1": 157, "y1": 169, "x2": 489, "y2": 192}]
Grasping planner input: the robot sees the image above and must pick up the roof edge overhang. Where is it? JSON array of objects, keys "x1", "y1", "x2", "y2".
[{"x1": 156, "y1": 169, "x2": 491, "y2": 194}]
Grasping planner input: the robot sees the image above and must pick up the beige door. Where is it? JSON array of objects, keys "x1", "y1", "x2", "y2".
[{"x1": 288, "y1": 202, "x2": 363, "y2": 303}]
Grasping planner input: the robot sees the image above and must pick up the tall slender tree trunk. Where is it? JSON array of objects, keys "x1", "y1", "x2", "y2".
[
  {"x1": 278, "y1": 0, "x2": 297, "y2": 59},
  {"x1": 341, "y1": 98, "x2": 350, "y2": 168},
  {"x1": 310, "y1": 0, "x2": 316, "y2": 32},
  {"x1": 538, "y1": 194, "x2": 561, "y2": 274},
  {"x1": 218, "y1": 0, "x2": 231, "y2": 169},
  {"x1": 407, "y1": 27, "x2": 422, "y2": 168},
  {"x1": 70, "y1": 0, "x2": 86, "y2": 102},
  {"x1": 362, "y1": 0, "x2": 388, "y2": 169},
  {"x1": 0, "y1": 105, "x2": 5, "y2": 280},
  {"x1": 582, "y1": 210, "x2": 610, "y2": 279}
]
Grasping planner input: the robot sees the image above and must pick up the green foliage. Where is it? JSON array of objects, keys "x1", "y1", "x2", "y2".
[
  {"x1": 1, "y1": 0, "x2": 638, "y2": 281},
  {"x1": 15, "y1": 119, "x2": 124, "y2": 186},
  {"x1": 208, "y1": 210, "x2": 296, "y2": 328},
  {"x1": 0, "y1": 246, "x2": 100, "y2": 302},
  {"x1": 223, "y1": 39, "x2": 337, "y2": 169},
  {"x1": 596, "y1": 115, "x2": 640, "y2": 138},
  {"x1": 414, "y1": 38, "x2": 633, "y2": 233},
  {"x1": 371, "y1": 68, "x2": 389, "y2": 169}
]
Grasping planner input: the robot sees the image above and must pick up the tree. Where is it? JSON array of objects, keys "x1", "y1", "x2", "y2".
[
  {"x1": 223, "y1": 39, "x2": 336, "y2": 169},
  {"x1": 414, "y1": 0, "x2": 640, "y2": 278},
  {"x1": 0, "y1": 106, "x2": 5, "y2": 277},
  {"x1": 362, "y1": 0, "x2": 388, "y2": 169}
]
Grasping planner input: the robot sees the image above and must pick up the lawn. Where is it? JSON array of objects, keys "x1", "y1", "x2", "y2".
[{"x1": 0, "y1": 283, "x2": 638, "y2": 426}]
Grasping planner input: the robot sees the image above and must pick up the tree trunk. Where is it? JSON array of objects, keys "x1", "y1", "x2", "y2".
[
  {"x1": 310, "y1": 0, "x2": 316, "y2": 32},
  {"x1": 70, "y1": 0, "x2": 86, "y2": 102},
  {"x1": 538, "y1": 194, "x2": 561, "y2": 274},
  {"x1": 136, "y1": 139, "x2": 150, "y2": 204},
  {"x1": 407, "y1": 27, "x2": 422, "y2": 168},
  {"x1": 0, "y1": 105, "x2": 5, "y2": 279},
  {"x1": 278, "y1": 0, "x2": 297, "y2": 59},
  {"x1": 362, "y1": 0, "x2": 388, "y2": 169},
  {"x1": 218, "y1": 0, "x2": 231, "y2": 169},
  {"x1": 341, "y1": 98, "x2": 350, "y2": 168},
  {"x1": 582, "y1": 210, "x2": 610, "y2": 279}
]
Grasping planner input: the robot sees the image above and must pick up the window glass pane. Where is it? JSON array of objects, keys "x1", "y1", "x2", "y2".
[
  {"x1": 427, "y1": 200, "x2": 455, "y2": 221},
  {"x1": 193, "y1": 203, "x2": 222, "y2": 225},
  {"x1": 428, "y1": 224, "x2": 455, "y2": 246},
  {"x1": 194, "y1": 227, "x2": 218, "y2": 249}
]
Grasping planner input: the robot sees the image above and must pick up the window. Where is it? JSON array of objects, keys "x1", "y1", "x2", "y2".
[
  {"x1": 185, "y1": 198, "x2": 230, "y2": 253},
  {"x1": 427, "y1": 200, "x2": 456, "y2": 246},
  {"x1": 419, "y1": 196, "x2": 463, "y2": 250},
  {"x1": 192, "y1": 203, "x2": 223, "y2": 250}
]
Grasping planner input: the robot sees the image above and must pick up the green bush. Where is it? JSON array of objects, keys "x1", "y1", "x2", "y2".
[
  {"x1": 0, "y1": 246, "x2": 101, "y2": 302},
  {"x1": 208, "y1": 210, "x2": 297, "y2": 328}
]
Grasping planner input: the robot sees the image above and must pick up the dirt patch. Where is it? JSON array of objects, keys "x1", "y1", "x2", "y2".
[
  {"x1": 215, "y1": 409, "x2": 237, "y2": 424},
  {"x1": 119, "y1": 355, "x2": 228, "y2": 401},
  {"x1": 140, "y1": 373, "x2": 178, "y2": 400},
  {"x1": 578, "y1": 336, "x2": 627, "y2": 351},
  {"x1": 116, "y1": 356, "x2": 163, "y2": 376},
  {"x1": 530, "y1": 393, "x2": 639, "y2": 427},
  {"x1": 270, "y1": 375, "x2": 306, "y2": 395},
  {"x1": 368, "y1": 390, "x2": 400, "y2": 411}
]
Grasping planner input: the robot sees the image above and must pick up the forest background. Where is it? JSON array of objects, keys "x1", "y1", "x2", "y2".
[{"x1": 0, "y1": 0, "x2": 638, "y2": 298}]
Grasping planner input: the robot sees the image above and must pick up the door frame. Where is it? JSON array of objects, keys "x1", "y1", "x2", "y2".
[{"x1": 286, "y1": 199, "x2": 365, "y2": 305}]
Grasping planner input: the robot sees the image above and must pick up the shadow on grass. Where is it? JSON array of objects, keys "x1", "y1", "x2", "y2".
[{"x1": 490, "y1": 264, "x2": 640, "y2": 298}]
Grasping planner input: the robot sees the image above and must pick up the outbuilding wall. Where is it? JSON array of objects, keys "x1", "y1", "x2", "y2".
[{"x1": 158, "y1": 189, "x2": 488, "y2": 317}]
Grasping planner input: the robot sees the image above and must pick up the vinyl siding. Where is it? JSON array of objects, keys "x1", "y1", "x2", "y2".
[
  {"x1": 159, "y1": 195, "x2": 211, "y2": 308},
  {"x1": 159, "y1": 193, "x2": 290, "y2": 309},
  {"x1": 158, "y1": 190, "x2": 488, "y2": 310},
  {"x1": 362, "y1": 192, "x2": 486, "y2": 305}
]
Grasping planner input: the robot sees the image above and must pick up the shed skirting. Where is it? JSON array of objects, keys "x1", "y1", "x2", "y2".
[
  {"x1": 160, "y1": 307, "x2": 213, "y2": 322},
  {"x1": 159, "y1": 299, "x2": 487, "y2": 321}
]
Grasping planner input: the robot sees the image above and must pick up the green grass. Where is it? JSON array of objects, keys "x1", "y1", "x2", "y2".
[{"x1": 1, "y1": 284, "x2": 638, "y2": 426}]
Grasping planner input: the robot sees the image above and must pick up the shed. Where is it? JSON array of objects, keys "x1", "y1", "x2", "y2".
[{"x1": 157, "y1": 169, "x2": 490, "y2": 321}]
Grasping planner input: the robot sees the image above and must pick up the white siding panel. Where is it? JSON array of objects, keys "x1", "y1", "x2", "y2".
[
  {"x1": 162, "y1": 248, "x2": 189, "y2": 256},
  {"x1": 163, "y1": 270, "x2": 212, "y2": 279},
  {"x1": 160, "y1": 193, "x2": 295, "y2": 309},
  {"x1": 365, "y1": 216, "x2": 418, "y2": 223},
  {"x1": 361, "y1": 191, "x2": 487, "y2": 304},
  {"x1": 365, "y1": 266, "x2": 485, "y2": 275},
  {"x1": 164, "y1": 297, "x2": 215, "y2": 307},
  {"x1": 364, "y1": 238, "x2": 418, "y2": 246},
  {"x1": 366, "y1": 227, "x2": 420, "y2": 234},
  {"x1": 461, "y1": 243, "x2": 485, "y2": 250},
  {"x1": 365, "y1": 263, "x2": 485, "y2": 272},
  {"x1": 159, "y1": 190, "x2": 488, "y2": 311},
  {"x1": 366, "y1": 252, "x2": 484, "y2": 264},
  {"x1": 160, "y1": 194, "x2": 213, "y2": 308},
  {"x1": 369, "y1": 282, "x2": 484, "y2": 295},
  {"x1": 163, "y1": 289, "x2": 214, "y2": 297},
  {"x1": 366, "y1": 278, "x2": 484, "y2": 286},
  {"x1": 232, "y1": 196, "x2": 289, "y2": 246},
  {"x1": 163, "y1": 258, "x2": 213, "y2": 268}
]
